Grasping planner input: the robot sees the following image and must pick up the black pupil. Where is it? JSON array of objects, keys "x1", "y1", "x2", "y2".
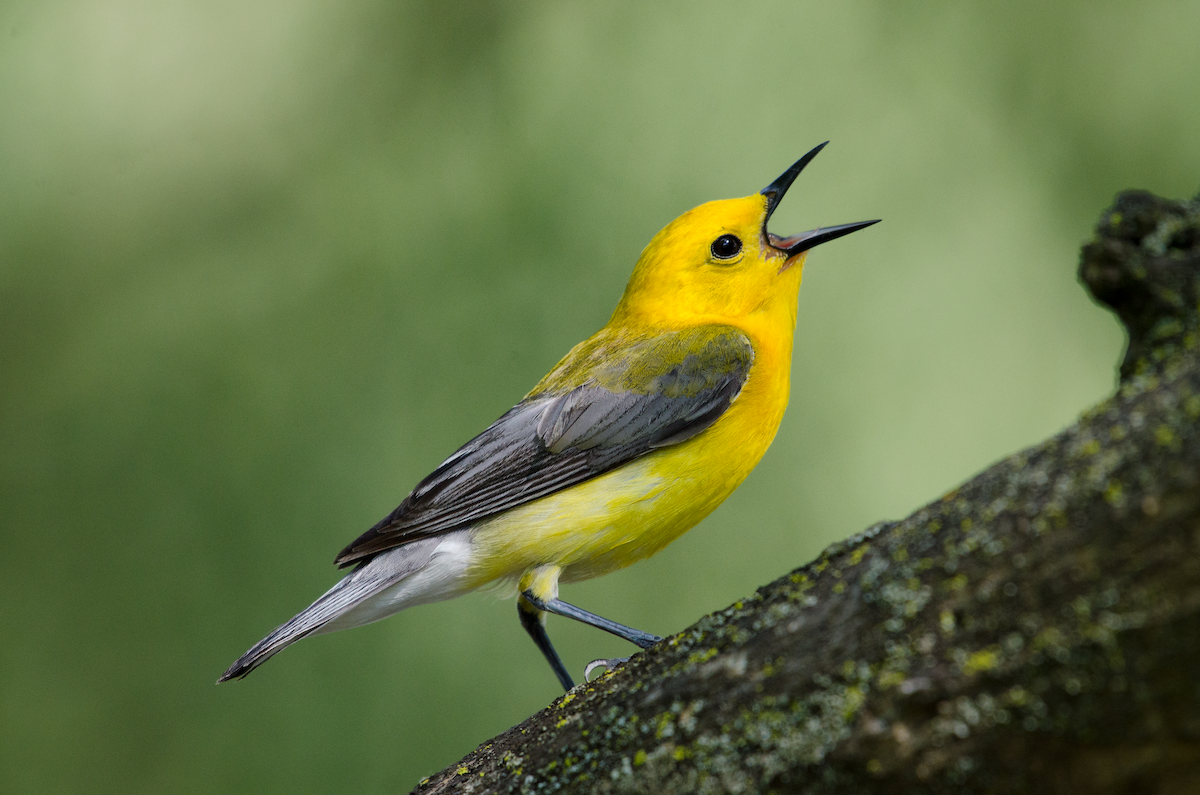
[{"x1": 711, "y1": 234, "x2": 742, "y2": 260}]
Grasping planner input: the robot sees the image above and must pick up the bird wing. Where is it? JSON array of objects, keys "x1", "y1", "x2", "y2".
[{"x1": 334, "y1": 325, "x2": 754, "y2": 566}]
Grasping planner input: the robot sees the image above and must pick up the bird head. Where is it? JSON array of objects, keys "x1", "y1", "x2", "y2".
[{"x1": 610, "y1": 143, "x2": 877, "y2": 325}]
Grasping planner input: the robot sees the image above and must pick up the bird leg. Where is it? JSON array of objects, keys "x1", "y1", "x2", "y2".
[
  {"x1": 519, "y1": 591, "x2": 663, "y2": 648},
  {"x1": 518, "y1": 595, "x2": 574, "y2": 691}
]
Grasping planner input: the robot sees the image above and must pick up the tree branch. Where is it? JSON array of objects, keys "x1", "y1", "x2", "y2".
[{"x1": 417, "y1": 190, "x2": 1200, "y2": 795}]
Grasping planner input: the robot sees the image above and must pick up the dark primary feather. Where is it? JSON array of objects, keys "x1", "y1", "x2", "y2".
[{"x1": 335, "y1": 326, "x2": 754, "y2": 566}]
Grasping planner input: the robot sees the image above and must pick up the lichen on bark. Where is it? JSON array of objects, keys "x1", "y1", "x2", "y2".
[{"x1": 416, "y1": 190, "x2": 1200, "y2": 795}]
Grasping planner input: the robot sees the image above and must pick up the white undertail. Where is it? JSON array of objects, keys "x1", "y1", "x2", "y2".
[{"x1": 218, "y1": 533, "x2": 474, "y2": 681}]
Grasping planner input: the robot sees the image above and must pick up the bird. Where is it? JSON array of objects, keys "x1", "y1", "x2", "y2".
[{"x1": 219, "y1": 142, "x2": 877, "y2": 690}]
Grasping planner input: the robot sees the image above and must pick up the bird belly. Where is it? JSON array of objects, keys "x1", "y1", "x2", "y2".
[{"x1": 464, "y1": 388, "x2": 782, "y2": 589}]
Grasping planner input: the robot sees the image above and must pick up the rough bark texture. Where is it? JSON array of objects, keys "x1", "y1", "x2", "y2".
[{"x1": 416, "y1": 190, "x2": 1200, "y2": 795}]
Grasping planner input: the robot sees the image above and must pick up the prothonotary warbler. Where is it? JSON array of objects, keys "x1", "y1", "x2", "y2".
[{"x1": 219, "y1": 142, "x2": 877, "y2": 689}]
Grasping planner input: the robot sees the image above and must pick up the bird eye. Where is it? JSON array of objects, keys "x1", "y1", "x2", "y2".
[{"x1": 710, "y1": 234, "x2": 743, "y2": 260}]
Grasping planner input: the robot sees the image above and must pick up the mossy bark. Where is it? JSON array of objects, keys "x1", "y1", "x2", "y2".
[{"x1": 416, "y1": 190, "x2": 1200, "y2": 795}]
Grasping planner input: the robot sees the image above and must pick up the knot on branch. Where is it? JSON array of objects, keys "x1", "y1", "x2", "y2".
[{"x1": 1080, "y1": 190, "x2": 1200, "y2": 381}]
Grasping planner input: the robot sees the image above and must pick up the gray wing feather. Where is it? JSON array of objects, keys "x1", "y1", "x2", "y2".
[{"x1": 336, "y1": 331, "x2": 753, "y2": 566}]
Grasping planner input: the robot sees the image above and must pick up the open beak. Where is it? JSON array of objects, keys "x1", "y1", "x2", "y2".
[{"x1": 761, "y1": 142, "x2": 880, "y2": 259}]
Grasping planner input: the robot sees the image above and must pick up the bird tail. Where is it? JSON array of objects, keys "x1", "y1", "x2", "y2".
[{"x1": 217, "y1": 537, "x2": 450, "y2": 682}]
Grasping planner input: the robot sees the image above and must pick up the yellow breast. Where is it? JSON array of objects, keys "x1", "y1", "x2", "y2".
[{"x1": 464, "y1": 298, "x2": 797, "y2": 591}]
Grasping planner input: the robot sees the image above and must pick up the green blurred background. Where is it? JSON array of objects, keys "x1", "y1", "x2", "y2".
[{"x1": 2, "y1": 1, "x2": 1198, "y2": 792}]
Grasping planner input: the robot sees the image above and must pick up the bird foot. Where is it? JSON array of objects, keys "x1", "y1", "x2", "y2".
[{"x1": 584, "y1": 657, "x2": 629, "y2": 681}]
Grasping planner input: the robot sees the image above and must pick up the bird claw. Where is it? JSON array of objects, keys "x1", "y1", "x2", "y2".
[{"x1": 584, "y1": 657, "x2": 629, "y2": 681}]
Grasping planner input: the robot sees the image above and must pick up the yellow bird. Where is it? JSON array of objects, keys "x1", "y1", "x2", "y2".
[{"x1": 219, "y1": 142, "x2": 877, "y2": 689}]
